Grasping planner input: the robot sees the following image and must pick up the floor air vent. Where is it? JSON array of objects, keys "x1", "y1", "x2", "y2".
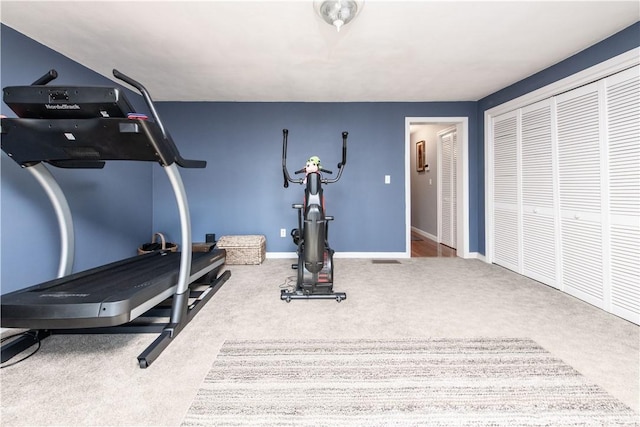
[{"x1": 371, "y1": 259, "x2": 401, "y2": 264}]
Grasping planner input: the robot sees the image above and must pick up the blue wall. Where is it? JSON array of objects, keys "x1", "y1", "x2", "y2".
[
  {"x1": 151, "y1": 101, "x2": 478, "y2": 252},
  {"x1": 1, "y1": 25, "x2": 153, "y2": 294},
  {"x1": 1, "y1": 21, "x2": 638, "y2": 294}
]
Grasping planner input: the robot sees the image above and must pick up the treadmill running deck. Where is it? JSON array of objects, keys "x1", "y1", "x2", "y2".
[{"x1": 1, "y1": 249, "x2": 226, "y2": 329}]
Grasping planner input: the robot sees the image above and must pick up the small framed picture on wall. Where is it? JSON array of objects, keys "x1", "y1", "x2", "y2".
[{"x1": 416, "y1": 140, "x2": 425, "y2": 172}]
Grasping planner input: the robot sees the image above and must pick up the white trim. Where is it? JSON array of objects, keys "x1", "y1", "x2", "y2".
[
  {"x1": 484, "y1": 48, "x2": 640, "y2": 265},
  {"x1": 337, "y1": 252, "x2": 411, "y2": 259},
  {"x1": 458, "y1": 122, "x2": 469, "y2": 257},
  {"x1": 466, "y1": 252, "x2": 486, "y2": 262},
  {"x1": 269, "y1": 251, "x2": 486, "y2": 261},
  {"x1": 266, "y1": 252, "x2": 297, "y2": 259},
  {"x1": 436, "y1": 129, "x2": 442, "y2": 244},
  {"x1": 405, "y1": 117, "x2": 470, "y2": 259},
  {"x1": 486, "y1": 48, "x2": 639, "y2": 117},
  {"x1": 516, "y1": 109, "x2": 523, "y2": 273},
  {"x1": 267, "y1": 252, "x2": 410, "y2": 259},
  {"x1": 611, "y1": 306, "x2": 640, "y2": 327},
  {"x1": 411, "y1": 226, "x2": 437, "y2": 242},
  {"x1": 484, "y1": 112, "x2": 493, "y2": 263}
]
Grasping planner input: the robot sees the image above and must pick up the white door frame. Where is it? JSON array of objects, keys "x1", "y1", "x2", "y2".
[{"x1": 405, "y1": 117, "x2": 470, "y2": 258}]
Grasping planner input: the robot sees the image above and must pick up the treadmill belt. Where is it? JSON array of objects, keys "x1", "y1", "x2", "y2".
[{"x1": 1, "y1": 249, "x2": 225, "y2": 329}]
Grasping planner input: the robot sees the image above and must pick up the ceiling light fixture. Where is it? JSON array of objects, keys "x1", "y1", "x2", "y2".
[{"x1": 314, "y1": 0, "x2": 363, "y2": 32}]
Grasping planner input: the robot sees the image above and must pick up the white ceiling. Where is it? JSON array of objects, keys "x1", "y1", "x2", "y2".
[{"x1": 1, "y1": 1, "x2": 638, "y2": 102}]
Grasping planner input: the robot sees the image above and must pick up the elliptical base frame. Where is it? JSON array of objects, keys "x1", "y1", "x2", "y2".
[
  {"x1": 281, "y1": 247, "x2": 345, "y2": 302},
  {"x1": 280, "y1": 289, "x2": 346, "y2": 303}
]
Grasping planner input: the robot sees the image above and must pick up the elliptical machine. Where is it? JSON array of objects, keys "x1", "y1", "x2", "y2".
[{"x1": 280, "y1": 129, "x2": 348, "y2": 302}]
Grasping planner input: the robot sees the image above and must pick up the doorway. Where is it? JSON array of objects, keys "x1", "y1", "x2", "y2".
[{"x1": 405, "y1": 117, "x2": 469, "y2": 258}]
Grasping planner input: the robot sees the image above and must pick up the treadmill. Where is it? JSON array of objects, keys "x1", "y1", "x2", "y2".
[{"x1": 0, "y1": 69, "x2": 230, "y2": 368}]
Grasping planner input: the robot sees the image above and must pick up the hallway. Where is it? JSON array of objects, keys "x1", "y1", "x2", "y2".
[{"x1": 411, "y1": 231, "x2": 457, "y2": 258}]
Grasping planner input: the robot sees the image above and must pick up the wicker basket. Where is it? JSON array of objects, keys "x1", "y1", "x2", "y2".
[
  {"x1": 137, "y1": 232, "x2": 178, "y2": 255},
  {"x1": 216, "y1": 235, "x2": 266, "y2": 265}
]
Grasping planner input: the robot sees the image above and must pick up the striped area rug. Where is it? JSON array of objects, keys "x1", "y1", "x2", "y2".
[{"x1": 182, "y1": 338, "x2": 639, "y2": 426}]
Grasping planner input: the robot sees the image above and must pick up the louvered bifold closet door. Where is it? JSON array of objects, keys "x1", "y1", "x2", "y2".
[
  {"x1": 556, "y1": 82, "x2": 604, "y2": 308},
  {"x1": 440, "y1": 131, "x2": 457, "y2": 249},
  {"x1": 452, "y1": 131, "x2": 458, "y2": 249},
  {"x1": 521, "y1": 99, "x2": 558, "y2": 288},
  {"x1": 605, "y1": 65, "x2": 640, "y2": 323},
  {"x1": 441, "y1": 133, "x2": 453, "y2": 248},
  {"x1": 492, "y1": 111, "x2": 520, "y2": 271}
]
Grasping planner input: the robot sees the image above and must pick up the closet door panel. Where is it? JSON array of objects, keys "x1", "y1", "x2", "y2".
[
  {"x1": 610, "y1": 224, "x2": 640, "y2": 321},
  {"x1": 441, "y1": 133, "x2": 453, "y2": 248},
  {"x1": 606, "y1": 65, "x2": 640, "y2": 322},
  {"x1": 560, "y1": 215, "x2": 604, "y2": 305},
  {"x1": 556, "y1": 82, "x2": 604, "y2": 307},
  {"x1": 452, "y1": 131, "x2": 458, "y2": 249},
  {"x1": 492, "y1": 112, "x2": 520, "y2": 271},
  {"x1": 521, "y1": 100, "x2": 557, "y2": 286},
  {"x1": 557, "y1": 84, "x2": 602, "y2": 215}
]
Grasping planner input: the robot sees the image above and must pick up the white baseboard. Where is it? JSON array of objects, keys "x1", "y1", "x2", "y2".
[
  {"x1": 267, "y1": 251, "x2": 488, "y2": 260},
  {"x1": 465, "y1": 252, "x2": 487, "y2": 262},
  {"x1": 267, "y1": 252, "x2": 410, "y2": 259},
  {"x1": 411, "y1": 227, "x2": 437, "y2": 242},
  {"x1": 266, "y1": 252, "x2": 297, "y2": 259},
  {"x1": 335, "y1": 252, "x2": 410, "y2": 259}
]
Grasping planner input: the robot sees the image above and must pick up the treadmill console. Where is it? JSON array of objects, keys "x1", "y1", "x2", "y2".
[{"x1": 3, "y1": 85, "x2": 134, "y2": 119}]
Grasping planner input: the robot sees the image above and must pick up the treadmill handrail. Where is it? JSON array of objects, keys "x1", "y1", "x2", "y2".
[
  {"x1": 31, "y1": 69, "x2": 58, "y2": 86},
  {"x1": 112, "y1": 69, "x2": 168, "y2": 140},
  {"x1": 113, "y1": 69, "x2": 205, "y2": 169},
  {"x1": 26, "y1": 163, "x2": 74, "y2": 278},
  {"x1": 164, "y1": 163, "x2": 193, "y2": 314}
]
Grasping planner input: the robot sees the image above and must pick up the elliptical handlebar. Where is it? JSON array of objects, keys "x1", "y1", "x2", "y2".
[
  {"x1": 295, "y1": 167, "x2": 332, "y2": 175},
  {"x1": 325, "y1": 131, "x2": 348, "y2": 184},
  {"x1": 281, "y1": 129, "x2": 348, "y2": 187},
  {"x1": 282, "y1": 129, "x2": 295, "y2": 188},
  {"x1": 320, "y1": 167, "x2": 333, "y2": 175}
]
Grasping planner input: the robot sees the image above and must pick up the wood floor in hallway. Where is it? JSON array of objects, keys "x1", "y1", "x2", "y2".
[{"x1": 411, "y1": 231, "x2": 457, "y2": 258}]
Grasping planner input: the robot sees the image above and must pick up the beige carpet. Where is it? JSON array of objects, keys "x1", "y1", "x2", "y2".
[{"x1": 1, "y1": 258, "x2": 638, "y2": 426}]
